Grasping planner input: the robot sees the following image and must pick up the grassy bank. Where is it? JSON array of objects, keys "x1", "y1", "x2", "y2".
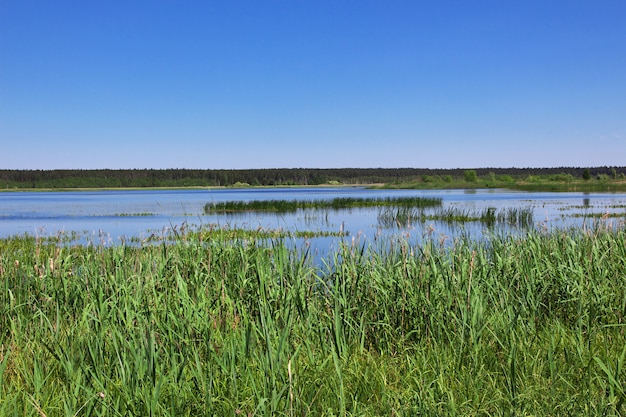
[
  {"x1": 381, "y1": 173, "x2": 626, "y2": 192},
  {"x1": 1, "y1": 226, "x2": 625, "y2": 415}
]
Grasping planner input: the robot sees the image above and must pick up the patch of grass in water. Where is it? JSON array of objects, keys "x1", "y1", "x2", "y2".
[
  {"x1": 377, "y1": 206, "x2": 534, "y2": 228},
  {"x1": 204, "y1": 196, "x2": 443, "y2": 214},
  {"x1": 568, "y1": 211, "x2": 626, "y2": 219},
  {"x1": 131, "y1": 223, "x2": 347, "y2": 244}
]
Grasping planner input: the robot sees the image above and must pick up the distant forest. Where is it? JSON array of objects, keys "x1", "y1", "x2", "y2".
[{"x1": 1, "y1": 167, "x2": 625, "y2": 189}]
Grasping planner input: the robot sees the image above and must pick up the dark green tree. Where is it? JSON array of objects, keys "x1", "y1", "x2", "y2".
[{"x1": 464, "y1": 169, "x2": 478, "y2": 182}]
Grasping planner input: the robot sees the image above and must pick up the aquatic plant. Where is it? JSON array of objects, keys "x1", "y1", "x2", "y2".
[
  {"x1": 377, "y1": 206, "x2": 534, "y2": 229},
  {"x1": 1, "y1": 225, "x2": 625, "y2": 415},
  {"x1": 204, "y1": 196, "x2": 443, "y2": 214}
]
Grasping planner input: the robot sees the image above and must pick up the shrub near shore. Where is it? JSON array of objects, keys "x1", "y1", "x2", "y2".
[{"x1": 1, "y1": 226, "x2": 625, "y2": 415}]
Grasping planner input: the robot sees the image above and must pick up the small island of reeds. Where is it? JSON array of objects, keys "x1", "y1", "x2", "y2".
[
  {"x1": 204, "y1": 196, "x2": 443, "y2": 213},
  {"x1": 204, "y1": 196, "x2": 536, "y2": 230}
]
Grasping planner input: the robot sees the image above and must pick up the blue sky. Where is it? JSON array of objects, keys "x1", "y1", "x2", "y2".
[{"x1": 1, "y1": 1, "x2": 625, "y2": 170}]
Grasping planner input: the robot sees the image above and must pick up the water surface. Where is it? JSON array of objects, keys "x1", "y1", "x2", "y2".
[{"x1": 1, "y1": 188, "x2": 625, "y2": 249}]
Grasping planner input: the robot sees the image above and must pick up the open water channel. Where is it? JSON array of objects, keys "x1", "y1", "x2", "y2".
[{"x1": 1, "y1": 188, "x2": 626, "y2": 253}]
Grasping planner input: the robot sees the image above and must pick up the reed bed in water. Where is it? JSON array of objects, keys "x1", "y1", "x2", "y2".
[
  {"x1": 1, "y1": 225, "x2": 625, "y2": 416},
  {"x1": 130, "y1": 223, "x2": 347, "y2": 244},
  {"x1": 204, "y1": 196, "x2": 443, "y2": 213},
  {"x1": 378, "y1": 205, "x2": 534, "y2": 228}
]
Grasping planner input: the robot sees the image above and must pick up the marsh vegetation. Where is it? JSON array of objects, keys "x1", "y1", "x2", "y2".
[
  {"x1": 203, "y1": 196, "x2": 537, "y2": 236},
  {"x1": 377, "y1": 205, "x2": 535, "y2": 229},
  {"x1": 1, "y1": 221, "x2": 626, "y2": 415},
  {"x1": 203, "y1": 196, "x2": 443, "y2": 213}
]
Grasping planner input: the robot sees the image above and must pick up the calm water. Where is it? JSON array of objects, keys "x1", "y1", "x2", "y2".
[{"x1": 1, "y1": 188, "x2": 625, "y2": 249}]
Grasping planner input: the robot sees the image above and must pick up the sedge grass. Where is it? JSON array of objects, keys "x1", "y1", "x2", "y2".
[
  {"x1": 377, "y1": 206, "x2": 534, "y2": 229},
  {"x1": 204, "y1": 196, "x2": 443, "y2": 214},
  {"x1": 1, "y1": 224, "x2": 625, "y2": 415},
  {"x1": 131, "y1": 223, "x2": 347, "y2": 245}
]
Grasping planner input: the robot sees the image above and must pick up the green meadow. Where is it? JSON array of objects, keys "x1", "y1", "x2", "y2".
[
  {"x1": 1, "y1": 221, "x2": 625, "y2": 416},
  {"x1": 381, "y1": 170, "x2": 626, "y2": 192}
]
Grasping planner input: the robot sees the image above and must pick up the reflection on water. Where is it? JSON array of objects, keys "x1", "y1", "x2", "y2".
[{"x1": 1, "y1": 188, "x2": 626, "y2": 250}]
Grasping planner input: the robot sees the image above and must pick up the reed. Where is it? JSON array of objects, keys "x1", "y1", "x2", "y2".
[
  {"x1": 131, "y1": 223, "x2": 346, "y2": 244},
  {"x1": 204, "y1": 196, "x2": 442, "y2": 214},
  {"x1": 1, "y1": 224, "x2": 625, "y2": 415},
  {"x1": 377, "y1": 206, "x2": 534, "y2": 228}
]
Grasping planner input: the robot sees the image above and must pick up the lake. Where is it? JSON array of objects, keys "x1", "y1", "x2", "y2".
[{"x1": 1, "y1": 188, "x2": 625, "y2": 250}]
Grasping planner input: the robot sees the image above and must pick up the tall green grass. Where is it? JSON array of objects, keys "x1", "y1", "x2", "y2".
[{"x1": 1, "y1": 224, "x2": 625, "y2": 415}]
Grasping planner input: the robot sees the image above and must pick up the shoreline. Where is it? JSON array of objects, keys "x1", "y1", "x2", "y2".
[{"x1": 0, "y1": 183, "x2": 383, "y2": 193}]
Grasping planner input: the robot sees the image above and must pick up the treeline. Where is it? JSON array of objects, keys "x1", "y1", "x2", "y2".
[{"x1": 1, "y1": 167, "x2": 624, "y2": 189}]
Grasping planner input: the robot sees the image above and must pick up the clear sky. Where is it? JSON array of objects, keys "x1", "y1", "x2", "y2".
[{"x1": 1, "y1": 1, "x2": 625, "y2": 170}]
